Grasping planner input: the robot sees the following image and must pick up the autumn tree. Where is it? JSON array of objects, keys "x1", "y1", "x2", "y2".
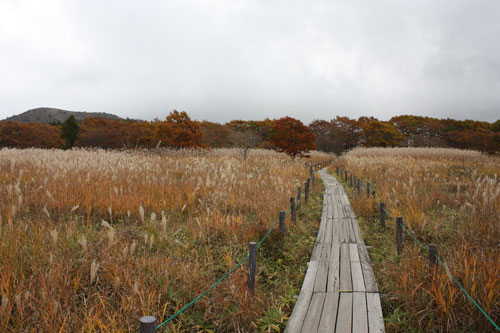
[
  {"x1": 154, "y1": 110, "x2": 205, "y2": 149},
  {"x1": 271, "y1": 116, "x2": 316, "y2": 159},
  {"x1": 200, "y1": 121, "x2": 236, "y2": 148},
  {"x1": 0, "y1": 121, "x2": 64, "y2": 148},
  {"x1": 310, "y1": 116, "x2": 360, "y2": 155},
  {"x1": 61, "y1": 115, "x2": 79, "y2": 148},
  {"x1": 359, "y1": 118, "x2": 403, "y2": 147}
]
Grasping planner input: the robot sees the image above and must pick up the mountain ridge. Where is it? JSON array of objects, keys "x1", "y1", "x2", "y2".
[{"x1": 2, "y1": 107, "x2": 121, "y2": 123}]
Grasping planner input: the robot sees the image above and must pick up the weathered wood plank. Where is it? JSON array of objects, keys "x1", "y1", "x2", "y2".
[
  {"x1": 318, "y1": 292, "x2": 340, "y2": 332},
  {"x1": 350, "y1": 243, "x2": 366, "y2": 292},
  {"x1": 367, "y1": 292, "x2": 385, "y2": 332},
  {"x1": 324, "y1": 218, "x2": 332, "y2": 244},
  {"x1": 339, "y1": 243, "x2": 352, "y2": 291},
  {"x1": 327, "y1": 243, "x2": 340, "y2": 292},
  {"x1": 301, "y1": 261, "x2": 319, "y2": 293},
  {"x1": 351, "y1": 218, "x2": 365, "y2": 245},
  {"x1": 336, "y1": 292, "x2": 353, "y2": 332},
  {"x1": 353, "y1": 292, "x2": 369, "y2": 333},
  {"x1": 358, "y1": 244, "x2": 378, "y2": 292},
  {"x1": 285, "y1": 291, "x2": 312, "y2": 333},
  {"x1": 314, "y1": 260, "x2": 329, "y2": 292},
  {"x1": 301, "y1": 292, "x2": 326, "y2": 333}
]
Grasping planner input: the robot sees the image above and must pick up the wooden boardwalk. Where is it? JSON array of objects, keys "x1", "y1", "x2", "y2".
[{"x1": 285, "y1": 169, "x2": 384, "y2": 332}]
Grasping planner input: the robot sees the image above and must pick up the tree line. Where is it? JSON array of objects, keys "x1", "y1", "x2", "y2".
[{"x1": 1, "y1": 111, "x2": 499, "y2": 156}]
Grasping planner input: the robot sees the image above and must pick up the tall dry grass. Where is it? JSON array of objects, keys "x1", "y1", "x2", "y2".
[
  {"x1": 0, "y1": 147, "x2": 331, "y2": 331},
  {"x1": 338, "y1": 147, "x2": 500, "y2": 331}
]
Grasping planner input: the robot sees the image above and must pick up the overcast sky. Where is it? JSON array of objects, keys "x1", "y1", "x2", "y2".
[{"x1": 1, "y1": 0, "x2": 499, "y2": 124}]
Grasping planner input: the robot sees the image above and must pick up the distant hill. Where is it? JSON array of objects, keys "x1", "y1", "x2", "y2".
[{"x1": 2, "y1": 107, "x2": 121, "y2": 124}]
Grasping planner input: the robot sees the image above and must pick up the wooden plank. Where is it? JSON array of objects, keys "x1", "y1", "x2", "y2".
[
  {"x1": 345, "y1": 218, "x2": 357, "y2": 243},
  {"x1": 301, "y1": 292, "x2": 326, "y2": 333},
  {"x1": 331, "y1": 219, "x2": 340, "y2": 244},
  {"x1": 350, "y1": 244, "x2": 366, "y2": 291},
  {"x1": 353, "y1": 292, "x2": 369, "y2": 333},
  {"x1": 318, "y1": 292, "x2": 340, "y2": 332},
  {"x1": 301, "y1": 261, "x2": 319, "y2": 292},
  {"x1": 336, "y1": 292, "x2": 353, "y2": 332},
  {"x1": 314, "y1": 260, "x2": 329, "y2": 292},
  {"x1": 324, "y1": 217, "x2": 332, "y2": 244},
  {"x1": 351, "y1": 218, "x2": 365, "y2": 245},
  {"x1": 339, "y1": 243, "x2": 352, "y2": 291},
  {"x1": 327, "y1": 243, "x2": 340, "y2": 292},
  {"x1": 358, "y1": 245, "x2": 378, "y2": 292},
  {"x1": 367, "y1": 292, "x2": 385, "y2": 333},
  {"x1": 285, "y1": 291, "x2": 312, "y2": 333}
]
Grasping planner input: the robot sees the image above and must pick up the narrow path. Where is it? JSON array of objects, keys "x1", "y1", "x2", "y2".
[{"x1": 285, "y1": 169, "x2": 384, "y2": 332}]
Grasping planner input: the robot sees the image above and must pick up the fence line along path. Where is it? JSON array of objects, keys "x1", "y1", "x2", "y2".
[{"x1": 285, "y1": 169, "x2": 384, "y2": 333}]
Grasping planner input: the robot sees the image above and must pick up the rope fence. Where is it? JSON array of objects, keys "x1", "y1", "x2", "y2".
[
  {"x1": 334, "y1": 165, "x2": 500, "y2": 332},
  {"x1": 140, "y1": 159, "x2": 334, "y2": 332}
]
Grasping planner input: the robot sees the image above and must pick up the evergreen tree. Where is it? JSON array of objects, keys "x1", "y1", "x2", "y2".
[{"x1": 61, "y1": 115, "x2": 80, "y2": 148}]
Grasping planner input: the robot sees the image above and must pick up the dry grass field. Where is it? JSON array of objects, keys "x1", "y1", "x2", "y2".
[
  {"x1": 0, "y1": 148, "x2": 331, "y2": 332},
  {"x1": 336, "y1": 147, "x2": 500, "y2": 332}
]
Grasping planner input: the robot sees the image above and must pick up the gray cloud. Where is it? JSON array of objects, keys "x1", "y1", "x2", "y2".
[{"x1": 1, "y1": 0, "x2": 499, "y2": 123}]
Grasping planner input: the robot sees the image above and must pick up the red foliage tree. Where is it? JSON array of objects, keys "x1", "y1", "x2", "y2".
[
  {"x1": 0, "y1": 121, "x2": 64, "y2": 148},
  {"x1": 271, "y1": 117, "x2": 316, "y2": 158},
  {"x1": 154, "y1": 110, "x2": 205, "y2": 149}
]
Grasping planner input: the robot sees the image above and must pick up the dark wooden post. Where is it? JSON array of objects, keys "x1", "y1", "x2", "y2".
[
  {"x1": 396, "y1": 217, "x2": 403, "y2": 255},
  {"x1": 367, "y1": 181, "x2": 371, "y2": 199},
  {"x1": 344, "y1": 170, "x2": 348, "y2": 182},
  {"x1": 350, "y1": 174, "x2": 353, "y2": 187},
  {"x1": 140, "y1": 316, "x2": 157, "y2": 333},
  {"x1": 429, "y1": 244, "x2": 437, "y2": 274},
  {"x1": 312, "y1": 172, "x2": 315, "y2": 188},
  {"x1": 297, "y1": 187, "x2": 301, "y2": 210},
  {"x1": 336, "y1": 166, "x2": 339, "y2": 176},
  {"x1": 247, "y1": 242, "x2": 257, "y2": 293},
  {"x1": 357, "y1": 178, "x2": 361, "y2": 195},
  {"x1": 305, "y1": 179, "x2": 310, "y2": 203},
  {"x1": 290, "y1": 197, "x2": 296, "y2": 223},
  {"x1": 279, "y1": 211, "x2": 286, "y2": 247},
  {"x1": 380, "y1": 202, "x2": 386, "y2": 228}
]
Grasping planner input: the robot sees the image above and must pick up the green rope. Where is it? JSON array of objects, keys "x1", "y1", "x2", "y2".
[
  {"x1": 156, "y1": 254, "x2": 248, "y2": 329},
  {"x1": 434, "y1": 254, "x2": 500, "y2": 331},
  {"x1": 399, "y1": 221, "x2": 428, "y2": 250},
  {"x1": 156, "y1": 202, "x2": 293, "y2": 330}
]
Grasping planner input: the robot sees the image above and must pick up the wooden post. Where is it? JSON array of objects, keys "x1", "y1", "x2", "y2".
[
  {"x1": 290, "y1": 197, "x2": 296, "y2": 223},
  {"x1": 297, "y1": 187, "x2": 301, "y2": 210},
  {"x1": 380, "y1": 202, "x2": 386, "y2": 228},
  {"x1": 357, "y1": 178, "x2": 361, "y2": 195},
  {"x1": 336, "y1": 166, "x2": 339, "y2": 176},
  {"x1": 396, "y1": 217, "x2": 403, "y2": 255},
  {"x1": 350, "y1": 174, "x2": 353, "y2": 187},
  {"x1": 429, "y1": 244, "x2": 437, "y2": 274},
  {"x1": 305, "y1": 179, "x2": 310, "y2": 203},
  {"x1": 140, "y1": 316, "x2": 157, "y2": 333},
  {"x1": 279, "y1": 211, "x2": 286, "y2": 247},
  {"x1": 247, "y1": 242, "x2": 257, "y2": 293},
  {"x1": 312, "y1": 172, "x2": 315, "y2": 189},
  {"x1": 367, "y1": 181, "x2": 371, "y2": 199},
  {"x1": 344, "y1": 170, "x2": 348, "y2": 182}
]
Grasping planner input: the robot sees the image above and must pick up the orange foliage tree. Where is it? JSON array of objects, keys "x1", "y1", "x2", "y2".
[
  {"x1": 271, "y1": 116, "x2": 316, "y2": 159},
  {"x1": 154, "y1": 110, "x2": 205, "y2": 149},
  {"x1": 359, "y1": 118, "x2": 404, "y2": 147},
  {"x1": 0, "y1": 122, "x2": 64, "y2": 148}
]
